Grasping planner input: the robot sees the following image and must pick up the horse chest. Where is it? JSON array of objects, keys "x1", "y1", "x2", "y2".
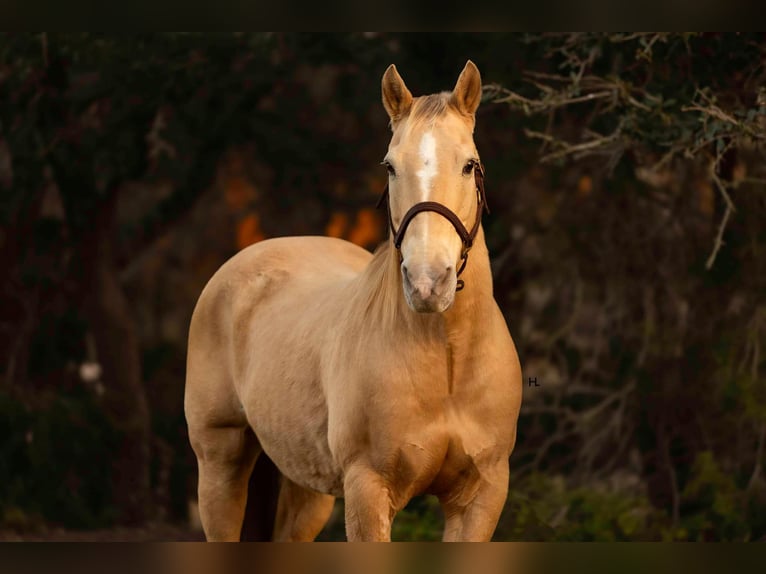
[
  {"x1": 377, "y1": 401, "x2": 501, "y2": 497},
  {"x1": 379, "y1": 431, "x2": 492, "y2": 507}
]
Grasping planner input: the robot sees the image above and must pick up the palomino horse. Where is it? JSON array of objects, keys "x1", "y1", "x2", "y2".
[{"x1": 184, "y1": 61, "x2": 522, "y2": 542}]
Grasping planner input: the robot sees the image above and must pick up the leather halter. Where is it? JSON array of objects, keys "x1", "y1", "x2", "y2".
[{"x1": 376, "y1": 162, "x2": 489, "y2": 291}]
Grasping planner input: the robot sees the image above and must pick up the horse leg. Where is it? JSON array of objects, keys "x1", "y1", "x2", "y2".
[
  {"x1": 441, "y1": 463, "x2": 509, "y2": 542},
  {"x1": 343, "y1": 465, "x2": 395, "y2": 541},
  {"x1": 272, "y1": 477, "x2": 336, "y2": 541},
  {"x1": 191, "y1": 424, "x2": 260, "y2": 541}
]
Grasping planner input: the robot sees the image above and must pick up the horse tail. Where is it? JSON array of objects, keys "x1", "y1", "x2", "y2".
[{"x1": 240, "y1": 452, "x2": 281, "y2": 541}]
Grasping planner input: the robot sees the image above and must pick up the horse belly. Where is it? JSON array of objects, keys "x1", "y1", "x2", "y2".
[
  {"x1": 258, "y1": 416, "x2": 344, "y2": 496},
  {"x1": 240, "y1": 324, "x2": 344, "y2": 497}
]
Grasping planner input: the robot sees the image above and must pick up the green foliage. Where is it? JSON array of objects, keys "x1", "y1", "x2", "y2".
[
  {"x1": 495, "y1": 474, "x2": 665, "y2": 541},
  {"x1": 391, "y1": 496, "x2": 443, "y2": 541},
  {"x1": 0, "y1": 387, "x2": 118, "y2": 530},
  {"x1": 491, "y1": 33, "x2": 766, "y2": 184},
  {"x1": 317, "y1": 496, "x2": 449, "y2": 542},
  {"x1": 319, "y1": 459, "x2": 759, "y2": 541},
  {"x1": 675, "y1": 451, "x2": 750, "y2": 541}
]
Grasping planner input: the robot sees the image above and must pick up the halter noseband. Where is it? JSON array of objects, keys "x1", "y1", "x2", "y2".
[{"x1": 376, "y1": 162, "x2": 489, "y2": 292}]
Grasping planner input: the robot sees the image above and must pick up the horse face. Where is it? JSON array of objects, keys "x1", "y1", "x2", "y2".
[{"x1": 381, "y1": 62, "x2": 483, "y2": 313}]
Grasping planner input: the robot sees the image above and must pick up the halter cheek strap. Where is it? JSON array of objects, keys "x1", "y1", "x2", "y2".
[{"x1": 376, "y1": 163, "x2": 488, "y2": 292}]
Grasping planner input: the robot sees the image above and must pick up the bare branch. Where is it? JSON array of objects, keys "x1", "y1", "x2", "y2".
[
  {"x1": 748, "y1": 423, "x2": 765, "y2": 493},
  {"x1": 524, "y1": 128, "x2": 622, "y2": 163},
  {"x1": 705, "y1": 146, "x2": 738, "y2": 269}
]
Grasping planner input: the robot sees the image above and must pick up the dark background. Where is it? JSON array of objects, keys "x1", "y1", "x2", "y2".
[{"x1": 1, "y1": 33, "x2": 765, "y2": 541}]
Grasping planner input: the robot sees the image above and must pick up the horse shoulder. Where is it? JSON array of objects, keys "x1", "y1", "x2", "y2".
[{"x1": 185, "y1": 243, "x2": 293, "y2": 426}]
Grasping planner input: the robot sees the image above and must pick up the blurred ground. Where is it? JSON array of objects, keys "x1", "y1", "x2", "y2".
[{"x1": 0, "y1": 524, "x2": 204, "y2": 542}]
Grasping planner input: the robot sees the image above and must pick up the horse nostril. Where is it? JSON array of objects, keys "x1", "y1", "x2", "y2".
[{"x1": 439, "y1": 266, "x2": 453, "y2": 285}]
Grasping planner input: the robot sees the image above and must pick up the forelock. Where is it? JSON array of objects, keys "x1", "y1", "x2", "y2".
[{"x1": 408, "y1": 92, "x2": 456, "y2": 125}]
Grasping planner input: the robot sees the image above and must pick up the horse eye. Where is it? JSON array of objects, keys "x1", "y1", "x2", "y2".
[
  {"x1": 382, "y1": 161, "x2": 396, "y2": 177},
  {"x1": 462, "y1": 161, "x2": 475, "y2": 176}
]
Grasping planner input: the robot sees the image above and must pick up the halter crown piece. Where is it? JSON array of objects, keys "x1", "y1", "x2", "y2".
[{"x1": 376, "y1": 162, "x2": 489, "y2": 292}]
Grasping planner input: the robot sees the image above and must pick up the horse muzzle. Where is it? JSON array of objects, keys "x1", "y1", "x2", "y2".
[{"x1": 401, "y1": 261, "x2": 456, "y2": 313}]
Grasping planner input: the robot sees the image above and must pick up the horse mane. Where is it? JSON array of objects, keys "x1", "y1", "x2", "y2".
[
  {"x1": 345, "y1": 240, "x2": 435, "y2": 334},
  {"x1": 347, "y1": 241, "x2": 407, "y2": 329}
]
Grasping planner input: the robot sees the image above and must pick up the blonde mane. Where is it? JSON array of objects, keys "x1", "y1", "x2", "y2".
[
  {"x1": 409, "y1": 92, "x2": 455, "y2": 124},
  {"x1": 343, "y1": 240, "x2": 439, "y2": 335},
  {"x1": 389, "y1": 92, "x2": 462, "y2": 133}
]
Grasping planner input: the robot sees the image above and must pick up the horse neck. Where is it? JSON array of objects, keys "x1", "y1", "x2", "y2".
[{"x1": 441, "y1": 226, "x2": 495, "y2": 346}]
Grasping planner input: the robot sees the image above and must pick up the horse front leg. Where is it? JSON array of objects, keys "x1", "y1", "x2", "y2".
[
  {"x1": 441, "y1": 463, "x2": 509, "y2": 542},
  {"x1": 343, "y1": 465, "x2": 396, "y2": 541}
]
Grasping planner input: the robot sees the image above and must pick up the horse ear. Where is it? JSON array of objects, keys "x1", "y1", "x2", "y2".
[
  {"x1": 382, "y1": 64, "x2": 413, "y2": 125},
  {"x1": 452, "y1": 60, "x2": 482, "y2": 116}
]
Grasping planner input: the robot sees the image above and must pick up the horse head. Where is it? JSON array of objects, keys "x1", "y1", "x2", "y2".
[{"x1": 381, "y1": 61, "x2": 485, "y2": 313}]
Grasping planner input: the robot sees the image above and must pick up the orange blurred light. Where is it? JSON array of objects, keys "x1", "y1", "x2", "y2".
[
  {"x1": 325, "y1": 211, "x2": 349, "y2": 238},
  {"x1": 348, "y1": 208, "x2": 382, "y2": 247},
  {"x1": 225, "y1": 176, "x2": 256, "y2": 212},
  {"x1": 237, "y1": 213, "x2": 265, "y2": 249}
]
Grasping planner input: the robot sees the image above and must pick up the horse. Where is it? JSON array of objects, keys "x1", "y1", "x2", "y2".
[{"x1": 184, "y1": 60, "x2": 522, "y2": 542}]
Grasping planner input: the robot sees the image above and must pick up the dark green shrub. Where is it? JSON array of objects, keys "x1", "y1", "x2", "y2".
[{"x1": 0, "y1": 387, "x2": 118, "y2": 530}]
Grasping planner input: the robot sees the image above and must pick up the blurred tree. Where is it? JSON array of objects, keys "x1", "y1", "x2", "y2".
[
  {"x1": 0, "y1": 33, "x2": 286, "y2": 523},
  {"x1": 488, "y1": 32, "x2": 766, "y2": 539},
  {"x1": 0, "y1": 31, "x2": 469, "y2": 529}
]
